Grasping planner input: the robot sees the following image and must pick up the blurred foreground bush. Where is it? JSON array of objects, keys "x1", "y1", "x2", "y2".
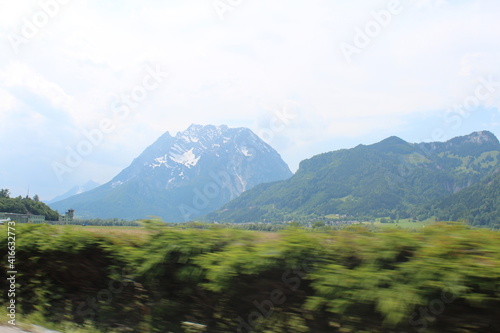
[{"x1": 1, "y1": 222, "x2": 499, "y2": 332}]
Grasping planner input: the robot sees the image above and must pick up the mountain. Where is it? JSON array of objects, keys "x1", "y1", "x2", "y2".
[
  {"x1": 417, "y1": 130, "x2": 499, "y2": 156},
  {"x1": 46, "y1": 180, "x2": 100, "y2": 204},
  {"x1": 50, "y1": 124, "x2": 292, "y2": 221},
  {"x1": 205, "y1": 131, "x2": 500, "y2": 223},
  {"x1": 427, "y1": 168, "x2": 500, "y2": 228}
]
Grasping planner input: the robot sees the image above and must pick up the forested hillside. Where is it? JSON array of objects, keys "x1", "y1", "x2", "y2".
[
  {"x1": 206, "y1": 131, "x2": 499, "y2": 224},
  {"x1": 0, "y1": 189, "x2": 59, "y2": 220},
  {"x1": 425, "y1": 169, "x2": 500, "y2": 228}
]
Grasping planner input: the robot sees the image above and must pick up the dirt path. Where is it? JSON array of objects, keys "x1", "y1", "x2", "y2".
[
  {"x1": 0, "y1": 325, "x2": 61, "y2": 333},
  {"x1": 0, "y1": 326, "x2": 28, "y2": 333}
]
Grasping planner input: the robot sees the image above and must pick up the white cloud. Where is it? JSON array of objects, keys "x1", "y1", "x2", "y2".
[
  {"x1": 0, "y1": 0, "x2": 38, "y2": 29},
  {"x1": 0, "y1": 88, "x2": 17, "y2": 115},
  {"x1": 0, "y1": 62, "x2": 73, "y2": 111},
  {"x1": 0, "y1": 0, "x2": 499, "y2": 198}
]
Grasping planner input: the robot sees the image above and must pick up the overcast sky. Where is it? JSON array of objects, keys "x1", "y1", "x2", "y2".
[{"x1": 1, "y1": 0, "x2": 499, "y2": 201}]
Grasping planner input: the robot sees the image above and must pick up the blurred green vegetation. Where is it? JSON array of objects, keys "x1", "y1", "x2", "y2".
[{"x1": 1, "y1": 222, "x2": 499, "y2": 332}]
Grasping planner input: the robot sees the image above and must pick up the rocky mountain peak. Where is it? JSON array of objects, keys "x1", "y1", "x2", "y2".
[
  {"x1": 462, "y1": 131, "x2": 499, "y2": 145},
  {"x1": 50, "y1": 124, "x2": 292, "y2": 221}
]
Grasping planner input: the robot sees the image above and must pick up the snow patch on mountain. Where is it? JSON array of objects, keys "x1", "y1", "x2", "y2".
[
  {"x1": 241, "y1": 147, "x2": 252, "y2": 157},
  {"x1": 235, "y1": 173, "x2": 247, "y2": 190},
  {"x1": 111, "y1": 181, "x2": 123, "y2": 188},
  {"x1": 181, "y1": 135, "x2": 199, "y2": 143},
  {"x1": 169, "y1": 148, "x2": 201, "y2": 168},
  {"x1": 151, "y1": 155, "x2": 169, "y2": 168}
]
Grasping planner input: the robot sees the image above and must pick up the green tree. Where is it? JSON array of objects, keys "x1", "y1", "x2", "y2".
[{"x1": 313, "y1": 221, "x2": 325, "y2": 228}]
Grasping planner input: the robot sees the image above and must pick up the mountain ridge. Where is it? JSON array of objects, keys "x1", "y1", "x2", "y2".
[
  {"x1": 46, "y1": 180, "x2": 100, "y2": 204},
  {"x1": 50, "y1": 124, "x2": 292, "y2": 221},
  {"x1": 205, "y1": 130, "x2": 499, "y2": 223}
]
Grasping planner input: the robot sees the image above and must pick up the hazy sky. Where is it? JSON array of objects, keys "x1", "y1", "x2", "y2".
[{"x1": 1, "y1": 0, "x2": 499, "y2": 200}]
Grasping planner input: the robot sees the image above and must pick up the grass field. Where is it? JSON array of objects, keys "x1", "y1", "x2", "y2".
[
  {"x1": 40, "y1": 224, "x2": 154, "y2": 243},
  {"x1": 372, "y1": 217, "x2": 436, "y2": 229},
  {"x1": 60, "y1": 224, "x2": 286, "y2": 242}
]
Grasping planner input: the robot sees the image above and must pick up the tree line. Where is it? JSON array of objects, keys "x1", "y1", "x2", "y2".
[{"x1": 0, "y1": 189, "x2": 59, "y2": 221}]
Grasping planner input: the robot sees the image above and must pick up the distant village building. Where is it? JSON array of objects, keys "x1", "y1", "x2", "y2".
[
  {"x1": 59, "y1": 209, "x2": 75, "y2": 223},
  {"x1": 0, "y1": 212, "x2": 45, "y2": 223}
]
